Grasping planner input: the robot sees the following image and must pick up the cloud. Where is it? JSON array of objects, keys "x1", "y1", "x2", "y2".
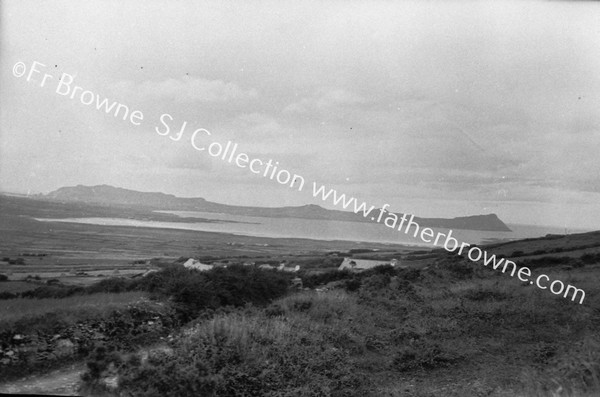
[
  {"x1": 221, "y1": 113, "x2": 283, "y2": 140},
  {"x1": 110, "y1": 76, "x2": 258, "y2": 103},
  {"x1": 283, "y1": 88, "x2": 367, "y2": 114}
]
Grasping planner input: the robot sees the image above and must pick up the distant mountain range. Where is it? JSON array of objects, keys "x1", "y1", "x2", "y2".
[{"x1": 43, "y1": 185, "x2": 512, "y2": 232}]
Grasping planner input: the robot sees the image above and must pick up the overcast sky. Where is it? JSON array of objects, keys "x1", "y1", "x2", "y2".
[{"x1": 1, "y1": 0, "x2": 599, "y2": 229}]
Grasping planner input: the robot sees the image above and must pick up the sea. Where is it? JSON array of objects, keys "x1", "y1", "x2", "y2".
[{"x1": 34, "y1": 210, "x2": 591, "y2": 248}]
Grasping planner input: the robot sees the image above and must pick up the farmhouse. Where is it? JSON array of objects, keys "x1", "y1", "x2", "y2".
[
  {"x1": 258, "y1": 264, "x2": 275, "y2": 270},
  {"x1": 278, "y1": 263, "x2": 300, "y2": 272},
  {"x1": 182, "y1": 258, "x2": 213, "y2": 271},
  {"x1": 338, "y1": 257, "x2": 402, "y2": 272}
]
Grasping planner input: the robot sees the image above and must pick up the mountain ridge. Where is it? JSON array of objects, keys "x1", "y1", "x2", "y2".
[{"x1": 43, "y1": 185, "x2": 512, "y2": 232}]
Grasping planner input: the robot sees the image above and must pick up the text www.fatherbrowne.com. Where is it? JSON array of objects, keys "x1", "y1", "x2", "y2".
[{"x1": 13, "y1": 60, "x2": 586, "y2": 304}]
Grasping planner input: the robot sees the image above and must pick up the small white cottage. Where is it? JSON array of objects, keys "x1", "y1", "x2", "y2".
[{"x1": 182, "y1": 258, "x2": 213, "y2": 271}]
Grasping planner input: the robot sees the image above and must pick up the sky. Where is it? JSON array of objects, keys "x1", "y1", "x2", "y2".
[{"x1": 1, "y1": 0, "x2": 599, "y2": 229}]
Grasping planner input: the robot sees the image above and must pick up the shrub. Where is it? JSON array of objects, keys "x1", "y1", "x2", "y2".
[
  {"x1": 133, "y1": 265, "x2": 291, "y2": 321},
  {"x1": 365, "y1": 264, "x2": 396, "y2": 277},
  {"x1": 396, "y1": 268, "x2": 421, "y2": 282},
  {"x1": 87, "y1": 277, "x2": 133, "y2": 294},
  {"x1": 361, "y1": 274, "x2": 390, "y2": 292},
  {"x1": 299, "y1": 269, "x2": 352, "y2": 289},
  {"x1": 344, "y1": 278, "x2": 361, "y2": 292}
]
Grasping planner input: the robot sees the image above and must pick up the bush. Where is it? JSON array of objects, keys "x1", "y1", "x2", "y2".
[
  {"x1": 396, "y1": 268, "x2": 421, "y2": 282},
  {"x1": 134, "y1": 265, "x2": 292, "y2": 321},
  {"x1": 87, "y1": 277, "x2": 133, "y2": 294},
  {"x1": 364, "y1": 264, "x2": 396, "y2": 277},
  {"x1": 361, "y1": 274, "x2": 390, "y2": 292},
  {"x1": 298, "y1": 269, "x2": 352, "y2": 289},
  {"x1": 344, "y1": 278, "x2": 361, "y2": 292},
  {"x1": 0, "y1": 274, "x2": 8, "y2": 282}
]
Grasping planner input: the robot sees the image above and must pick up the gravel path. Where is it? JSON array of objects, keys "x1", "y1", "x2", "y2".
[{"x1": 0, "y1": 362, "x2": 85, "y2": 396}]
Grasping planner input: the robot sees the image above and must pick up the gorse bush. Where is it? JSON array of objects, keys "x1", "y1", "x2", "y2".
[
  {"x1": 105, "y1": 312, "x2": 368, "y2": 397},
  {"x1": 298, "y1": 268, "x2": 353, "y2": 289},
  {"x1": 138, "y1": 265, "x2": 292, "y2": 321}
]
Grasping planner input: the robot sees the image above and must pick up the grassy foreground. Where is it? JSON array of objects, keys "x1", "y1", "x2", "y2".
[{"x1": 80, "y1": 256, "x2": 600, "y2": 397}]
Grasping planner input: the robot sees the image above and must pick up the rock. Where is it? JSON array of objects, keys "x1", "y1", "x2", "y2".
[{"x1": 54, "y1": 339, "x2": 75, "y2": 358}]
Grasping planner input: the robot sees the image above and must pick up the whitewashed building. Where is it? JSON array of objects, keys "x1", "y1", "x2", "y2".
[
  {"x1": 183, "y1": 258, "x2": 213, "y2": 271},
  {"x1": 278, "y1": 264, "x2": 301, "y2": 272},
  {"x1": 338, "y1": 257, "x2": 402, "y2": 272}
]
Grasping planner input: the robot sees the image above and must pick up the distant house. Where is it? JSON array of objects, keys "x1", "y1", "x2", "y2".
[
  {"x1": 258, "y1": 264, "x2": 275, "y2": 270},
  {"x1": 183, "y1": 258, "x2": 213, "y2": 272},
  {"x1": 278, "y1": 263, "x2": 300, "y2": 272},
  {"x1": 338, "y1": 257, "x2": 402, "y2": 272}
]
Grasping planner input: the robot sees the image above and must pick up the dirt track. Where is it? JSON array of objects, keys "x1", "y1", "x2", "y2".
[{"x1": 0, "y1": 362, "x2": 84, "y2": 396}]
